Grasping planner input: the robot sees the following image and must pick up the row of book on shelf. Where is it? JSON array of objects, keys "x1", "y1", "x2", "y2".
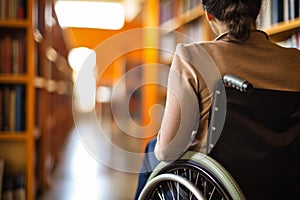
[
  {"x1": 0, "y1": 0, "x2": 26, "y2": 20},
  {"x1": 159, "y1": 0, "x2": 300, "y2": 28},
  {"x1": 0, "y1": 34, "x2": 26, "y2": 75},
  {"x1": 159, "y1": 0, "x2": 202, "y2": 24},
  {"x1": 257, "y1": 0, "x2": 300, "y2": 28},
  {"x1": 0, "y1": 85, "x2": 25, "y2": 132},
  {"x1": 0, "y1": 159, "x2": 26, "y2": 200},
  {"x1": 272, "y1": 0, "x2": 299, "y2": 23}
]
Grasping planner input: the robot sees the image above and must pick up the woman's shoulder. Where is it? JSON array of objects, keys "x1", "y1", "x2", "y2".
[
  {"x1": 176, "y1": 40, "x2": 218, "y2": 49},
  {"x1": 175, "y1": 40, "x2": 220, "y2": 58}
]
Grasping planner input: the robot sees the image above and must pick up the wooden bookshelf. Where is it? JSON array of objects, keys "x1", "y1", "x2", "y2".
[
  {"x1": 0, "y1": 0, "x2": 73, "y2": 198},
  {"x1": 0, "y1": 0, "x2": 35, "y2": 199}
]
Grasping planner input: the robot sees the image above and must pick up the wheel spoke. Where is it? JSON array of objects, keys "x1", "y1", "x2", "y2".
[
  {"x1": 167, "y1": 181, "x2": 176, "y2": 200},
  {"x1": 208, "y1": 186, "x2": 216, "y2": 200}
]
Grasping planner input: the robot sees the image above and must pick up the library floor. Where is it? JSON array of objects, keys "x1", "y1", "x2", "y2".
[{"x1": 37, "y1": 114, "x2": 140, "y2": 200}]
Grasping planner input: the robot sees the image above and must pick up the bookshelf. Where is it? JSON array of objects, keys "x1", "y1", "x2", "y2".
[
  {"x1": 0, "y1": 0, "x2": 73, "y2": 198},
  {"x1": 157, "y1": 0, "x2": 300, "y2": 53},
  {"x1": 0, "y1": 0, "x2": 35, "y2": 199}
]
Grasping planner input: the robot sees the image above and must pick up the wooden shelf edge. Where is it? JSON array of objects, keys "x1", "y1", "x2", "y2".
[
  {"x1": 0, "y1": 19, "x2": 29, "y2": 28},
  {"x1": 265, "y1": 18, "x2": 300, "y2": 42},
  {"x1": 0, "y1": 75, "x2": 30, "y2": 83},
  {"x1": 0, "y1": 133, "x2": 28, "y2": 140}
]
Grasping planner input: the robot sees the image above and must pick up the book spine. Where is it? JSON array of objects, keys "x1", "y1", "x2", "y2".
[
  {"x1": 13, "y1": 174, "x2": 26, "y2": 200},
  {"x1": 289, "y1": 0, "x2": 295, "y2": 19},
  {"x1": 0, "y1": 159, "x2": 4, "y2": 200},
  {"x1": 15, "y1": 85, "x2": 24, "y2": 131},
  {"x1": 9, "y1": 88, "x2": 16, "y2": 131},
  {"x1": 284, "y1": 0, "x2": 289, "y2": 21},
  {"x1": 17, "y1": 0, "x2": 26, "y2": 19},
  {"x1": 3, "y1": 36, "x2": 12, "y2": 74},
  {"x1": 0, "y1": 0, "x2": 6, "y2": 19},
  {"x1": 2, "y1": 177, "x2": 13, "y2": 200},
  {"x1": 2, "y1": 86, "x2": 10, "y2": 131},
  {"x1": 272, "y1": 0, "x2": 284, "y2": 23}
]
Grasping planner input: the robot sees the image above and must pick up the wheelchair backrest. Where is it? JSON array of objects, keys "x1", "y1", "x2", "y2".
[{"x1": 208, "y1": 74, "x2": 300, "y2": 199}]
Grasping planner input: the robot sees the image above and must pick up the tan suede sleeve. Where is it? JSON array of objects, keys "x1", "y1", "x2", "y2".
[{"x1": 154, "y1": 44, "x2": 200, "y2": 161}]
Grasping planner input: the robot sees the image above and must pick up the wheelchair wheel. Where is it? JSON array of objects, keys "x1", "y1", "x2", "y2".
[{"x1": 139, "y1": 151, "x2": 246, "y2": 200}]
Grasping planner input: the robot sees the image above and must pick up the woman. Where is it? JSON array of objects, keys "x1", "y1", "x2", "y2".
[{"x1": 135, "y1": 0, "x2": 300, "y2": 199}]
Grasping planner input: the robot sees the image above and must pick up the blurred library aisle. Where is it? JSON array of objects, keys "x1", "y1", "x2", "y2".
[{"x1": 37, "y1": 114, "x2": 139, "y2": 200}]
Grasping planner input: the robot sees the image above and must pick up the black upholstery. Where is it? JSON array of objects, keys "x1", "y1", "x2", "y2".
[{"x1": 209, "y1": 86, "x2": 300, "y2": 199}]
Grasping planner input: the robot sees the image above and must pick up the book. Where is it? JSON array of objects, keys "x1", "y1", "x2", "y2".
[
  {"x1": 18, "y1": 36, "x2": 25, "y2": 74},
  {"x1": 284, "y1": 0, "x2": 289, "y2": 21},
  {"x1": 0, "y1": 0, "x2": 6, "y2": 19},
  {"x1": 2, "y1": 177, "x2": 13, "y2": 200},
  {"x1": 9, "y1": 88, "x2": 16, "y2": 131},
  {"x1": 12, "y1": 38, "x2": 19, "y2": 74},
  {"x1": 17, "y1": 0, "x2": 26, "y2": 19},
  {"x1": 2, "y1": 86, "x2": 11, "y2": 131},
  {"x1": 289, "y1": 0, "x2": 300, "y2": 19},
  {"x1": 0, "y1": 159, "x2": 4, "y2": 200},
  {"x1": 272, "y1": 0, "x2": 284, "y2": 23},
  {"x1": 159, "y1": 0, "x2": 174, "y2": 24},
  {"x1": 2, "y1": 35, "x2": 12, "y2": 74},
  {"x1": 15, "y1": 85, "x2": 25, "y2": 131},
  {"x1": 13, "y1": 174, "x2": 26, "y2": 200}
]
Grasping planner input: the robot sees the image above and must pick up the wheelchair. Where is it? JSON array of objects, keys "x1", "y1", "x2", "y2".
[{"x1": 138, "y1": 74, "x2": 300, "y2": 200}]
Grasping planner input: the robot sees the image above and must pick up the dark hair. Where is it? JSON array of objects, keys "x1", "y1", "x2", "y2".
[{"x1": 202, "y1": 0, "x2": 262, "y2": 42}]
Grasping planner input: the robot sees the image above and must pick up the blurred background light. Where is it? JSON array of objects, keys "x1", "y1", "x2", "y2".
[
  {"x1": 55, "y1": 1, "x2": 125, "y2": 30},
  {"x1": 68, "y1": 47, "x2": 94, "y2": 73}
]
